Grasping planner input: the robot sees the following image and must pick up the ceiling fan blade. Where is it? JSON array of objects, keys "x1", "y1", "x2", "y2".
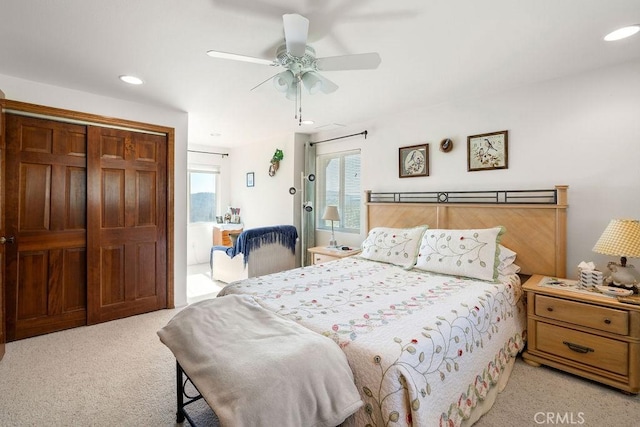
[
  {"x1": 250, "y1": 72, "x2": 283, "y2": 92},
  {"x1": 283, "y1": 13, "x2": 309, "y2": 57},
  {"x1": 207, "y1": 50, "x2": 276, "y2": 66},
  {"x1": 316, "y1": 52, "x2": 382, "y2": 71}
]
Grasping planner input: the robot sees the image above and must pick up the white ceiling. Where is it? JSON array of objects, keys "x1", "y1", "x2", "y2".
[{"x1": 1, "y1": 0, "x2": 639, "y2": 148}]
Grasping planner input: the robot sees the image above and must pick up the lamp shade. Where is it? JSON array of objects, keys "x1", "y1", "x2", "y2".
[
  {"x1": 273, "y1": 70, "x2": 294, "y2": 93},
  {"x1": 592, "y1": 219, "x2": 640, "y2": 257},
  {"x1": 322, "y1": 205, "x2": 340, "y2": 222},
  {"x1": 301, "y1": 71, "x2": 339, "y2": 94},
  {"x1": 301, "y1": 71, "x2": 323, "y2": 94},
  {"x1": 285, "y1": 80, "x2": 298, "y2": 101}
]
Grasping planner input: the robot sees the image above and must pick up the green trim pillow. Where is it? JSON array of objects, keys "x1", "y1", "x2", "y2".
[
  {"x1": 415, "y1": 227, "x2": 505, "y2": 281},
  {"x1": 498, "y1": 244, "x2": 517, "y2": 270},
  {"x1": 360, "y1": 226, "x2": 428, "y2": 269}
]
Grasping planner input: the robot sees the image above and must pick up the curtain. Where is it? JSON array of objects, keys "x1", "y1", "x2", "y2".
[{"x1": 301, "y1": 141, "x2": 316, "y2": 266}]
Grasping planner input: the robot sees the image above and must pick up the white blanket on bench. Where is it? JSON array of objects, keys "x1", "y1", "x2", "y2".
[{"x1": 158, "y1": 295, "x2": 363, "y2": 427}]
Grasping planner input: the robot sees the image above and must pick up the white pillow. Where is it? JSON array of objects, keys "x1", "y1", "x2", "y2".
[
  {"x1": 360, "y1": 226, "x2": 428, "y2": 269},
  {"x1": 498, "y1": 263, "x2": 521, "y2": 276},
  {"x1": 415, "y1": 227, "x2": 505, "y2": 281},
  {"x1": 498, "y1": 244, "x2": 517, "y2": 270}
]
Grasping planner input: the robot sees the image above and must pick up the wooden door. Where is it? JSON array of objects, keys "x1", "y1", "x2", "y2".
[
  {"x1": 0, "y1": 96, "x2": 5, "y2": 359},
  {"x1": 5, "y1": 115, "x2": 87, "y2": 341},
  {"x1": 86, "y1": 126, "x2": 167, "y2": 324}
]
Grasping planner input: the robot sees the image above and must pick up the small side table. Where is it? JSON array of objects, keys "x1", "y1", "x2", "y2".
[
  {"x1": 212, "y1": 223, "x2": 243, "y2": 247},
  {"x1": 307, "y1": 246, "x2": 361, "y2": 265},
  {"x1": 522, "y1": 274, "x2": 640, "y2": 394}
]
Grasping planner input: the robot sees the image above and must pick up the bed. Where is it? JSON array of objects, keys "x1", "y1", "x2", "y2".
[{"x1": 159, "y1": 185, "x2": 568, "y2": 426}]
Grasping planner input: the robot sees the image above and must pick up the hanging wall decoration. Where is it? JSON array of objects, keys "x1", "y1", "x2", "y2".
[
  {"x1": 399, "y1": 144, "x2": 429, "y2": 178},
  {"x1": 467, "y1": 130, "x2": 508, "y2": 171},
  {"x1": 439, "y1": 138, "x2": 453, "y2": 153},
  {"x1": 269, "y1": 148, "x2": 284, "y2": 176}
]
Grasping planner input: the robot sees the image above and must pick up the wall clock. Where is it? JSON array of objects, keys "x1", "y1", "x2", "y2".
[{"x1": 440, "y1": 138, "x2": 453, "y2": 152}]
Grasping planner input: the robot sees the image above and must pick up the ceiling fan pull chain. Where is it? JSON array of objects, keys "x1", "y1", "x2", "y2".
[{"x1": 298, "y1": 80, "x2": 303, "y2": 126}]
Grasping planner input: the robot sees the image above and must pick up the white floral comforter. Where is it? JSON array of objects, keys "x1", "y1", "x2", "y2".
[{"x1": 219, "y1": 257, "x2": 526, "y2": 427}]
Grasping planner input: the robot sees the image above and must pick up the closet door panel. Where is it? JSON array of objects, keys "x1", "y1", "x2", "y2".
[
  {"x1": 5, "y1": 115, "x2": 87, "y2": 341},
  {"x1": 16, "y1": 251, "x2": 48, "y2": 319},
  {"x1": 100, "y1": 245, "x2": 125, "y2": 306},
  {"x1": 136, "y1": 170, "x2": 156, "y2": 225},
  {"x1": 87, "y1": 127, "x2": 167, "y2": 324},
  {"x1": 101, "y1": 169, "x2": 125, "y2": 228},
  {"x1": 0, "y1": 101, "x2": 5, "y2": 359},
  {"x1": 135, "y1": 242, "x2": 157, "y2": 298},
  {"x1": 62, "y1": 247, "x2": 87, "y2": 311},
  {"x1": 19, "y1": 163, "x2": 51, "y2": 231},
  {"x1": 66, "y1": 167, "x2": 86, "y2": 229}
]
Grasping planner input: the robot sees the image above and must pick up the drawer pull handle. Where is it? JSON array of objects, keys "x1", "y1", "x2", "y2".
[
  {"x1": 563, "y1": 341, "x2": 594, "y2": 354},
  {"x1": 546, "y1": 307, "x2": 554, "y2": 312},
  {"x1": 604, "y1": 318, "x2": 611, "y2": 325}
]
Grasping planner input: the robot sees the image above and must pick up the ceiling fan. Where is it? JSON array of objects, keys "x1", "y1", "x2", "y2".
[{"x1": 207, "y1": 13, "x2": 382, "y2": 124}]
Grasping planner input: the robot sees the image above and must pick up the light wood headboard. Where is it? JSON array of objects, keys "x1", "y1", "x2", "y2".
[{"x1": 365, "y1": 185, "x2": 568, "y2": 277}]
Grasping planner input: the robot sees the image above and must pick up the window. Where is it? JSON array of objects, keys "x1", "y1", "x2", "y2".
[
  {"x1": 188, "y1": 170, "x2": 218, "y2": 223},
  {"x1": 316, "y1": 150, "x2": 361, "y2": 233}
]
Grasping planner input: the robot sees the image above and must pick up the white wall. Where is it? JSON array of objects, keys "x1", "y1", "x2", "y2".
[
  {"x1": 312, "y1": 59, "x2": 640, "y2": 278},
  {"x1": 0, "y1": 74, "x2": 191, "y2": 306},
  {"x1": 227, "y1": 132, "x2": 300, "y2": 229}
]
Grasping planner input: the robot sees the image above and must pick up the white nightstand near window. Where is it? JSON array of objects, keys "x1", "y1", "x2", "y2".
[{"x1": 308, "y1": 246, "x2": 361, "y2": 265}]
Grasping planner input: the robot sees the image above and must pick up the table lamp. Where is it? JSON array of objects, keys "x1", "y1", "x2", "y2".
[
  {"x1": 322, "y1": 205, "x2": 340, "y2": 248},
  {"x1": 592, "y1": 218, "x2": 640, "y2": 290}
]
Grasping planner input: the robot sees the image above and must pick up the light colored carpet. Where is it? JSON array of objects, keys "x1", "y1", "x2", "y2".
[{"x1": 0, "y1": 306, "x2": 638, "y2": 426}]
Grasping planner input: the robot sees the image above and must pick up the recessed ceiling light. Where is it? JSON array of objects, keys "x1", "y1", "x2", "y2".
[
  {"x1": 604, "y1": 25, "x2": 640, "y2": 41},
  {"x1": 301, "y1": 120, "x2": 315, "y2": 125},
  {"x1": 119, "y1": 75, "x2": 144, "y2": 85}
]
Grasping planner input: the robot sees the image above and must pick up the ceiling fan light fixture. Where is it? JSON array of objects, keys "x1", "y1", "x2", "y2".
[
  {"x1": 301, "y1": 71, "x2": 323, "y2": 94},
  {"x1": 285, "y1": 80, "x2": 298, "y2": 101},
  {"x1": 273, "y1": 70, "x2": 294, "y2": 92},
  {"x1": 604, "y1": 25, "x2": 640, "y2": 41},
  {"x1": 301, "y1": 71, "x2": 339, "y2": 95}
]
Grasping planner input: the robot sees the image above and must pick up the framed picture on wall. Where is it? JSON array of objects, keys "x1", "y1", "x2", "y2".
[
  {"x1": 246, "y1": 172, "x2": 255, "y2": 187},
  {"x1": 399, "y1": 144, "x2": 429, "y2": 178},
  {"x1": 467, "y1": 130, "x2": 508, "y2": 171}
]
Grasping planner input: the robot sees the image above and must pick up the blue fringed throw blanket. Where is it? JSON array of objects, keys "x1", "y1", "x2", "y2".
[{"x1": 212, "y1": 225, "x2": 298, "y2": 265}]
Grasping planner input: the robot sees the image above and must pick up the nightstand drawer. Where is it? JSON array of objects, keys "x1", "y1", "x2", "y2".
[
  {"x1": 537, "y1": 322, "x2": 628, "y2": 376},
  {"x1": 313, "y1": 254, "x2": 336, "y2": 264},
  {"x1": 535, "y1": 295, "x2": 629, "y2": 335}
]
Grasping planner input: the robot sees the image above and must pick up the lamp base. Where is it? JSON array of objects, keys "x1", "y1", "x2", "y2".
[
  {"x1": 328, "y1": 239, "x2": 338, "y2": 248},
  {"x1": 605, "y1": 262, "x2": 639, "y2": 293}
]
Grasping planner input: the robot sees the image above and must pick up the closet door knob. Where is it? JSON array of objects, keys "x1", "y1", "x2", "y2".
[{"x1": 0, "y1": 236, "x2": 15, "y2": 244}]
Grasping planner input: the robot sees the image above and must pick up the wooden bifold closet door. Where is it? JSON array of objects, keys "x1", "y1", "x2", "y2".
[
  {"x1": 86, "y1": 126, "x2": 167, "y2": 324},
  {"x1": 3, "y1": 113, "x2": 168, "y2": 341},
  {"x1": 5, "y1": 115, "x2": 88, "y2": 340}
]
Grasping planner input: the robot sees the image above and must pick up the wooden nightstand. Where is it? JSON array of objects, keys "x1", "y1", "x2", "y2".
[
  {"x1": 307, "y1": 246, "x2": 361, "y2": 265},
  {"x1": 212, "y1": 224, "x2": 243, "y2": 247},
  {"x1": 522, "y1": 274, "x2": 640, "y2": 393}
]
